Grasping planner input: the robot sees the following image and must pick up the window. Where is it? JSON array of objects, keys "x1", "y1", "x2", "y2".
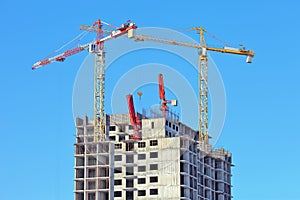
[
  {"x1": 114, "y1": 167, "x2": 122, "y2": 174},
  {"x1": 114, "y1": 179, "x2": 122, "y2": 185},
  {"x1": 109, "y1": 126, "x2": 116, "y2": 131},
  {"x1": 114, "y1": 191, "x2": 122, "y2": 197},
  {"x1": 119, "y1": 135, "x2": 125, "y2": 141},
  {"x1": 126, "y1": 155, "x2": 134, "y2": 163},
  {"x1": 168, "y1": 121, "x2": 171, "y2": 127},
  {"x1": 88, "y1": 157, "x2": 96, "y2": 165},
  {"x1": 151, "y1": 121, "x2": 155, "y2": 129},
  {"x1": 138, "y1": 178, "x2": 146, "y2": 184},
  {"x1": 126, "y1": 179, "x2": 134, "y2": 188},
  {"x1": 138, "y1": 190, "x2": 146, "y2": 196},
  {"x1": 115, "y1": 155, "x2": 122, "y2": 161},
  {"x1": 150, "y1": 140, "x2": 158, "y2": 146},
  {"x1": 76, "y1": 181, "x2": 84, "y2": 190},
  {"x1": 150, "y1": 176, "x2": 158, "y2": 183},
  {"x1": 173, "y1": 124, "x2": 175, "y2": 130},
  {"x1": 88, "y1": 192, "x2": 95, "y2": 200},
  {"x1": 138, "y1": 142, "x2": 146, "y2": 148},
  {"x1": 76, "y1": 169, "x2": 84, "y2": 178},
  {"x1": 138, "y1": 154, "x2": 146, "y2": 160},
  {"x1": 150, "y1": 152, "x2": 158, "y2": 158},
  {"x1": 99, "y1": 143, "x2": 109, "y2": 153},
  {"x1": 205, "y1": 190, "x2": 210, "y2": 198},
  {"x1": 128, "y1": 125, "x2": 134, "y2": 130},
  {"x1": 88, "y1": 181, "x2": 96, "y2": 190},
  {"x1": 87, "y1": 137, "x2": 93, "y2": 142},
  {"x1": 87, "y1": 144, "x2": 96, "y2": 154},
  {"x1": 126, "y1": 142, "x2": 134, "y2": 151},
  {"x1": 138, "y1": 166, "x2": 146, "y2": 172},
  {"x1": 150, "y1": 164, "x2": 158, "y2": 170},
  {"x1": 126, "y1": 167, "x2": 134, "y2": 175},
  {"x1": 87, "y1": 168, "x2": 96, "y2": 177},
  {"x1": 99, "y1": 179, "x2": 109, "y2": 189},
  {"x1": 126, "y1": 191, "x2": 133, "y2": 199},
  {"x1": 215, "y1": 161, "x2": 222, "y2": 169},
  {"x1": 75, "y1": 192, "x2": 84, "y2": 200},
  {"x1": 205, "y1": 178, "x2": 209, "y2": 187},
  {"x1": 115, "y1": 143, "x2": 122, "y2": 149},
  {"x1": 150, "y1": 189, "x2": 158, "y2": 195},
  {"x1": 109, "y1": 135, "x2": 116, "y2": 141},
  {"x1": 99, "y1": 166, "x2": 109, "y2": 177},
  {"x1": 176, "y1": 126, "x2": 178, "y2": 132},
  {"x1": 79, "y1": 142, "x2": 87, "y2": 152}
]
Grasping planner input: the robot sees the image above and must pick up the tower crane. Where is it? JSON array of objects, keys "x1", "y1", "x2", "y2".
[
  {"x1": 158, "y1": 73, "x2": 177, "y2": 117},
  {"x1": 126, "y1": 94, "x2": 141, "y2": 140},
  {"x1": 32, "y1": 19, "x2": 137, "y2": 142},
  {"x1": 131, "y1": 28, "x2": 254, "y2": 143}
]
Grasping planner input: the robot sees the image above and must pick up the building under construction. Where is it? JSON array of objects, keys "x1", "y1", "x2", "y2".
[
  {"x1": 74, "y1": 114, "x2": 232, "y2": 200},
  {"x1": 31, "y1": 18, "x2": 254, "y2": 200}
]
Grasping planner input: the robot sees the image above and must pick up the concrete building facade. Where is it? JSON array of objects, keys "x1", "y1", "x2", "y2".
[{"x1": 74, "y1": 114, "x2": 233, "y2": 200}]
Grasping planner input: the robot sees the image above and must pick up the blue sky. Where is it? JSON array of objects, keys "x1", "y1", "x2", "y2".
[{"x1": 1, "y1": 0, "x2": 300, "y2": 200}]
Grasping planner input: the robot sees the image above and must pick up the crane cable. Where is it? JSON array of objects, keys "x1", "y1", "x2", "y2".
[
  {"x1": 202, "y1": 30, "x2": 232, "y2": 47},
  {"x1": 44, "y1": 31, "x2": 89, "y2": 60},
  {"x1": 101, "y1": 20, "x2": 119, "y2": 29},
  {"x1": 164, "y1": 27, "x2": 234, "y2": 48},
  {"x1": 53, "y1": 31, "x2": 89, "y2": 53}
]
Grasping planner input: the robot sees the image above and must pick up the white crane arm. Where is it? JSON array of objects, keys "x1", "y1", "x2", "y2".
[{"x1": 32, "y1": 22, "x2": 137, "y2": 70}]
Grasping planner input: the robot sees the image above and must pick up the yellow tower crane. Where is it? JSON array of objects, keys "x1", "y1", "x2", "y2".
[{"x1": 131, "y1": 27, "x2": 254, "y2": 143}]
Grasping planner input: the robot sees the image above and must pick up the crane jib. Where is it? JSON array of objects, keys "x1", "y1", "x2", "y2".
[
  {"x1": 40, "y1": 60, "x2": 50, "y2": 66},
  {"x1": 63, "y1": 47, "x2": 84, "y2": 57}
]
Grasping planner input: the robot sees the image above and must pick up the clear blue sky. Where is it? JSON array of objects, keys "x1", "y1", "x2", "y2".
[{"x1": 1, "y1": 1, "x2": 299, "y2": 200}]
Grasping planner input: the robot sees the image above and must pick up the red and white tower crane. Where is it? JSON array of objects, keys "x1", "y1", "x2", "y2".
[
  {"x1": 126, "y1": 94, "x2": 141, "y2": 140},
  {"x1": 158, "y1": 73, "x2": 177, "y2": 117},
  {"x1": 32, "y1": 19, "x2": 137, "y2": 142}
]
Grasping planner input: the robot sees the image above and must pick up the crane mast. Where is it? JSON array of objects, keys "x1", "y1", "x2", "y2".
[
  {"x1": 197, "y1": 27, "x2": 209, "y2": 142},
  {"x1": 132, "y1": 28, "x2": 254, "y2": 143},
  {"x1": 93, "y1": 20, "x2": 106, "y2": 142},
  {"x1": 93, "y1": 50, "x2": 105, "y2": 142}
]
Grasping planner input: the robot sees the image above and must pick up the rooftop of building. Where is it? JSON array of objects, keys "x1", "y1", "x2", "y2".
[{"x1": 75, "y1": 113, "x2": 232, "y2": 163}]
